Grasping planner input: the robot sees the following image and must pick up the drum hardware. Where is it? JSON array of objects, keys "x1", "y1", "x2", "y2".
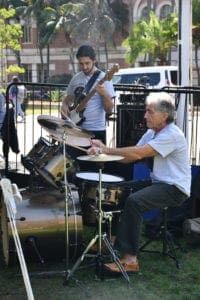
[
  {"x1": 25, "y1": 236, "x2": 45, "y2": 264},
  {"x1": 37, "y1": 115, "x2": 93, "y2": 139},
  {"x1": 101, "y1": 210, "x2": 122, "y2": 242},
  {"x1": 66, "y1": 155, "x2": 130, "y2": 283}
]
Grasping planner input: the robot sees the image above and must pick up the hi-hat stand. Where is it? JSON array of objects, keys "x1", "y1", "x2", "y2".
[{"x1": 65, "y1": 164, "x2": 130, "y2": 283}]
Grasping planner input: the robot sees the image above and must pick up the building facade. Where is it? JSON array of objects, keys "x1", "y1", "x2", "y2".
[{"x1": 5, "y1": 0, "x2": 180, "y2": 83}]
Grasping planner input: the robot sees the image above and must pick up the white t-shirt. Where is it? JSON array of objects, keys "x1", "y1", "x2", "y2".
[
  {"x1": 137, "y1": 123, "x2": 191, "y2": 196},
  {"x1": 67, "y1": 70, "x2": 115, "y2": 131}
]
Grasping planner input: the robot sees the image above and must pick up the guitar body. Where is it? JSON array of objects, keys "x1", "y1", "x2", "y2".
[
  {"x1": 70, "y1": 109, "x2": 85, "y2": 125},
  {"x1": 69, "y1": 64, "x2": 119, "y2": 125},
  {"x1": 71, "y1": 86, "x2": 85, "y2": 110}
]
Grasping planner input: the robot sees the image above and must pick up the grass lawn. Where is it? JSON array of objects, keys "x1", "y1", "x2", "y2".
[{"x1": 0, "y1": 224, "x2": 200, "y2": 300}]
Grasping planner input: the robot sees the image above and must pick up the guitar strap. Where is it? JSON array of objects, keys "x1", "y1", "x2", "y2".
[{"x1": 84, "y1": 69, "x2": 101, "y2": 94}]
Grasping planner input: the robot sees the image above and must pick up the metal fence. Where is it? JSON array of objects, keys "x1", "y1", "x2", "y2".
[{"x1": 1, "y1": 83, "x2": 200, "y2": 183}]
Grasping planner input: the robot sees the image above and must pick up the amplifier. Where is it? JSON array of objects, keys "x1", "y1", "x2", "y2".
[{"x1": 117, "y1": 105, "x2": 147, "y2": 147}]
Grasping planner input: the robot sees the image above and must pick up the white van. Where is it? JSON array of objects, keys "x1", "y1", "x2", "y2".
[{"x1": 112, "y1": 65, "x2": 178, "y2": 88}]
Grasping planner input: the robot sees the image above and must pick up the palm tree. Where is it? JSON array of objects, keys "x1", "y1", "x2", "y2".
[
  {"x1": 67, "y1": 0, "x2": 117, "y2": 70},
  {"x1": 44, "y1": 1, "x2": 119, "y2": 72},
  {"x1": 21, "y1": 0, "x2": 52, "y2": 82},
  {"x1": 43, "y1": 2, "x2": 83, "y2": 76},
  {"x1": 123, "y1": 11, "x2": 178, "y2": 66}
]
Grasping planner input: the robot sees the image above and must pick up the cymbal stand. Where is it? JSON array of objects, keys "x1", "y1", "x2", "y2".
[
  {"x1": 65, "y1": 166, "x2": 130, "y2": 283},
  {"x1": 61, "y1": 130, "x2": 70, "y2": 279},
  {"x1": 60, "y1": 130, "x2": 90, "y2": 294}
]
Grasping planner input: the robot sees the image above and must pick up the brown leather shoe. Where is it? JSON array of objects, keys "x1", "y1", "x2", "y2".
[{"x1": 104, "y1": 260, "x2": 139, "y2": 273}]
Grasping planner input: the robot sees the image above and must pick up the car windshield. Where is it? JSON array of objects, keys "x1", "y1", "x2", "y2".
[{"x1": 113, "y1": 72, "x2": 161, "y2": 86}]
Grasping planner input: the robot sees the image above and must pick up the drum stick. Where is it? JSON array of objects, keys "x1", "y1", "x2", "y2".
[
  {"x1": 65, "y1": 142, "x2": 88, "y2": 153},
  {"x1": 48, "y1": 135, "x2": 88, "y2": 153}
]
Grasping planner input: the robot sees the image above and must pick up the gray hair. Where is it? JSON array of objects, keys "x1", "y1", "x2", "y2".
[{"x1": 145, "y1": 92, "x2": 175, "y2": 123}]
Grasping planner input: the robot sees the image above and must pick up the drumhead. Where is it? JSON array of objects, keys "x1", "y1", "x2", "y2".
[{"x1": 76, "y1": 172, "x2": 123, "y2": 182}]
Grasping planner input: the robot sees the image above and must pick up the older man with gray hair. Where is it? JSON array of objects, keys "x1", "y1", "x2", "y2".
[{"x1": 87, "y1": 92, "x2": 191, "y2": 273}]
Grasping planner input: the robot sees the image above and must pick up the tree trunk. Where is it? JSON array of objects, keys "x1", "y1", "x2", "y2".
[
  {"x1": 46, "y1": 44, "x2": 50, "y2": 83},
  {"x1": 39, "y1": 47, "x2": 44, "y2": 83},
  {"x1": 194, "y1": 44, "x2": 200, "y2": 85}
]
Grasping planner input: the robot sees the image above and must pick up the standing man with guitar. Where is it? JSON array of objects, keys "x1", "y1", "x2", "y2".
[{"x1": 61, "y1": 45, "x2": 116, "y2": 143}]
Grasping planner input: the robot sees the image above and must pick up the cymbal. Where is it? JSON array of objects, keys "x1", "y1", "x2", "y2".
[
  {"x1": 49, "y1": 132, "x2": 91, "y2": 147},
  {"x1": 37, "y1": 115, "x2": 93, "y2": 139},
  {"x1": 77, "y1": 154, "x2": 124, "y2": 162}
]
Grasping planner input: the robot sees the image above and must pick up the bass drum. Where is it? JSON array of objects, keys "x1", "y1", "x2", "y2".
[{"x1": 1, "y1": 187, "x2": 83, "y2": 265}]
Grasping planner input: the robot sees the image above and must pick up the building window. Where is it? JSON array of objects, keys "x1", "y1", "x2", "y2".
[
  {"x1": 160, "y1": 5, "x2": 172, "y2": 19},
  {"x1": 22, "y1": 24, "x2": 32, "y2": 43},
  {"x1": 21, "y1": 64, "x2": 32, "y2": 82},
  {"x1": 141, "y1": 6, "x2": 149, "y2": 19}
]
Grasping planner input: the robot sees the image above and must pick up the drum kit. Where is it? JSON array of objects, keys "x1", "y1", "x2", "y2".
[{"x1": 19, "y1": 115, "x2": 130, "y2": 282}]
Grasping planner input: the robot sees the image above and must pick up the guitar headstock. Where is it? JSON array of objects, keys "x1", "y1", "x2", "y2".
[{"x1": 104, "y1": 64, "x2": 120, "y2": 81}]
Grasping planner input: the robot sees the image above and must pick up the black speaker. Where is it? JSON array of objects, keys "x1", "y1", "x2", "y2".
[{"x1": 117, "y1": 104, "x2": 147, "y2": 147}]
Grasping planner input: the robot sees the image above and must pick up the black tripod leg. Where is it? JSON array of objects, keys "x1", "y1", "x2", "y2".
[{"x1": 164, "y1": 231, "x2": 181, "y2": 269}]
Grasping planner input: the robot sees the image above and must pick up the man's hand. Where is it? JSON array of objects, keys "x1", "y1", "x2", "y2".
[{"x1": 87, "y1": 139, "x2": 106, "y2": 155}]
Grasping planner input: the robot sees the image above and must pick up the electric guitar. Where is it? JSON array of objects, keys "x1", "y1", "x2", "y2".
[{"x1": 70, "y1": 64, "x2": 119, "y2": 125}]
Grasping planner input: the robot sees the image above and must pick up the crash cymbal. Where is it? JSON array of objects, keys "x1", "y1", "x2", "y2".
[
  {"x1": 77, "y1": 154, "x2": 124, "y2": 162},
  {"x1": 37, "y1": 115, "x2": 93, "y2": 139},
  {"x1": 38, "y1": 114, "x2": 74, "y2": 129}
]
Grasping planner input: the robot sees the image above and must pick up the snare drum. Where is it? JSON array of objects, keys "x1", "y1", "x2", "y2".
[
  {"x1": 1, "y1": 188, "x2": 82, "y2": 265},
  {"x1": 76, "y1": 172, "x2": 124, "y2": 226}
]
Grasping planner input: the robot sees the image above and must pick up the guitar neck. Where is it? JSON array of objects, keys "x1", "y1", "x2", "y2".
[{"x1": 75, "y1": 64, "x2": 119, "y2": 113}]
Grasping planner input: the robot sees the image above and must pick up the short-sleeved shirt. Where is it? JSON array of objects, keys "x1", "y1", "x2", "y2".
[
  {"x1": 67, "y1": 70, "x2": 115, "y2": 131},
  {"x1": 137, "y1": 123, "x2": 191, "y2": 196}
]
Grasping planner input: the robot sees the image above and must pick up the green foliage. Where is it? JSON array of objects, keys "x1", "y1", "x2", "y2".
[
  {"x1": 122, "y1": 11, "x2": 178, "y2": 66},
  {"x1": 0, "y1": 8, "x2": 24, "y2": 82},
  {"x1": 0, "y1": 8, "x2": 23, "y2": 51},
  {"x1": 6, "y1": 65, "x2": 25, "y2": 74},
  {"x1": 47, "y1": 89, "x2": 65, "y2": 102}
]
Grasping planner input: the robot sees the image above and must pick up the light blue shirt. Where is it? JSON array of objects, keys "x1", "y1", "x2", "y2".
[
  {"x1": 137, "y1": 123, "x2": 191, "y2": 196},
  {"x1": 67, "y1": 70, "x2": 115, "y2": 131}
]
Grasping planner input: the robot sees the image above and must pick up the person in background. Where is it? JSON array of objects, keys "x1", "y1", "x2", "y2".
[
  {"x1": 9, "y1": 76, "x2": 26, "y2": 122},
  {"x1": 61, "y1": 44, "x2": 115, "y2": 144},
  {"x1": 61, "y1": 45, "x2": 115, "y2": 173},
  {"x1": 0, "y1": 91, "x2": 6, "y2": 131},
  {"x1": 87, "y1": 92, "x2": 191, "y2": 273}
]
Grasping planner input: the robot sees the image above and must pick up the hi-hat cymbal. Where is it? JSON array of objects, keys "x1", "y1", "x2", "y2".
[
  {"x1": 77, "y1": 154, "x2": 124, "y2": 162},
  {"x1": 37, "y1": 115, "x2": 93, "y2": 139}
]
